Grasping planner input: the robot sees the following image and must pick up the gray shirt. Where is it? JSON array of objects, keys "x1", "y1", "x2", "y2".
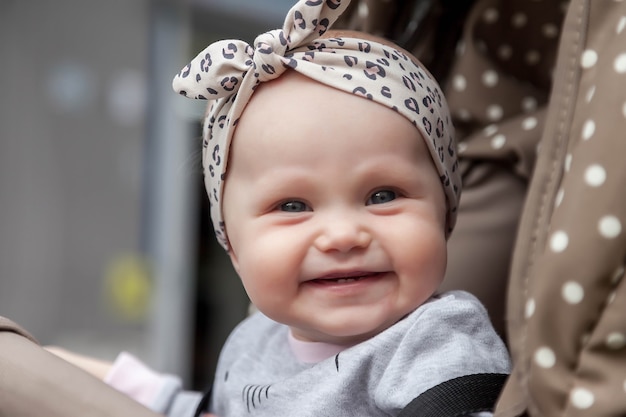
[{"x1": 208, "y1": 291, "x2": 510, "y2": 416}]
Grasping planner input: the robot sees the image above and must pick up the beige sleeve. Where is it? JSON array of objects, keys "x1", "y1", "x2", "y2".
[{"x1": 498, "y1": 1, "x2": 626, "y2": 415}]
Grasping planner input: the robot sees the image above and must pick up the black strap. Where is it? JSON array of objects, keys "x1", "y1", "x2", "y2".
[
  {"x1": 397, "y1": 373, "x2": 508, "y2": 417},
  {"x1": 193, "y1": 387, "x2": 212, "y2": 417}
]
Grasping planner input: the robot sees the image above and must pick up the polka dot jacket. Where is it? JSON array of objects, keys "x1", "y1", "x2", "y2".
[{"x1": 504, "y1": 1, "x2": 626, "y2": 416}]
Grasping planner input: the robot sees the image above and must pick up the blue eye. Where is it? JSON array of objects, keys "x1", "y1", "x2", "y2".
[
  {"x1": 367, "y1": 190, "x2": 397, "y2": 205},
  {"x1": 279, "y1": 200, "x2": 310, "y2": 212}
]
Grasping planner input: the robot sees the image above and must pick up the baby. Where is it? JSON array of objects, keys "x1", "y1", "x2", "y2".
[{"x1": 61, "y1": 0, "x2": 510, "y2": 415}]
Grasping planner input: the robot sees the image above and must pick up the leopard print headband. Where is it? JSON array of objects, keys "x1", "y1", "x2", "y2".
[{"x1": 172, "y1": 0, "x2": 460, "y2": 250}]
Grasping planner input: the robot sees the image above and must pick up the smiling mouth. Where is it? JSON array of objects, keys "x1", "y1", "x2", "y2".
[{"x1": 310, "y1": 272, "x2": 382, "y2": 284}]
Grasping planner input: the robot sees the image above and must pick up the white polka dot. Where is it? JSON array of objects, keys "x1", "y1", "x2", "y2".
[
  {"x1": 585, "y1": 164, "x2": 607, "y2": 187},
  {"x1": 623, "y1": 379, "x2": 626, "y2": 393},
  {"x1": 482, "y1": 70, "x2": 499, "y2": 87},
  {"x1": 622, "y1": 101, "x2": 626, "y2": 118},
  {"x1": 522, "y1": 96, "x2": 538, "y2": 112},
  {"x1": 564, "y1": 153, "x2": 572, "y2": 172},
  {"x1": 550, "y1": 230, "x2": 569, "y2": 252},
  {"x1": 534, "y1": 347, "x2": 556, "y2": 368},
  {"x1": 581, "y1": 49, "x2": 598, "y2": 68},
  {"x1": 525, "y1": 298, "x2": 536, "y2": 318},
  {"x1": 617, "y1": 16, "x2": 626, "y2": 34},
  {"x1": 457, "y1": 108, "x2": 471, "y2": 121},
  {"x1": 483, "y1": 8, "x2": 499, "y2": 23},
  {"x1": 358, "y1": 2, "x2": 369, "y2": 18},
  {"x1": 491, "y1": 134, "x2": 506, "y2": 149},
  {"x1": 585, "y1": 85, "x2": 596, "y2": 103},
  {"x1": 581, "y1": 119, "x2": 595, "y2": 140},
  {"x1": 555, "y1": 188, "x2": 564, "y2": 207},
  {"x1": 457, "y1": 142, "x2": 468, "y2": 153},
  {"x1": 483, "y1": 124, "x2": 498, "y2": 136},
  {"x1": 614, "y1": 53, "x2": 626, "y2": 73},
  {"x1": 607, "y1": 332, "x2": 626, "y2": 349},
  {"x1": 522, "y1": 116, "x2": 538, "y2": 130},
  {"x1": 512, "y1": 12, "x2": 527, "y2": 27},
  {"x1": 453, "y1": 74, "x2": 467, "y2": 91},
  {"x1": 599, "y1": 215, "x2": 622, "y2": 238},
  {"x1": 543, "y1": 23, "x2": 559, "y2": 38},
  {"x1": 526, "y1": 50, "x2": 541, "y2": 65},
  {"x1": 487, "y1": 104, "x2": 503, "y2": 121},
  {"x1": 612, "y1": 265, "x2": 625, "y2": 284},
  {"x1": 570, "y1": 387, "x2": 595, "y2": 409},
  {"x1": 498, "y1": 44, "x2": 513, "y2": 60},
  {"x1": 562, "y1": 281, "x2": 585, "y2": 304}
]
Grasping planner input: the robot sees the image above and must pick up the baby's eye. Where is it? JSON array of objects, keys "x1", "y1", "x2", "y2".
[
  {"x1": 367, "y1": 190, "x2": 397, "y2": 205},
  {"x1": 279, "y1": 200, "x2": 311, "y2": 212}
]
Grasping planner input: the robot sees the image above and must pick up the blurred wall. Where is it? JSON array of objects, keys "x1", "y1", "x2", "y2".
[
  {"x1": 0, "y1": 0, "x2": 295, "y2": 389},
  {"x1": 0, "y1": 0, "x2": 151, "y2": 356}
]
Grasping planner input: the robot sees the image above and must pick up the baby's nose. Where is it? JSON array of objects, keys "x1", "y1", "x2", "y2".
[{"x1": 314, "y1": 215, "x2": 372, "y2": 253}]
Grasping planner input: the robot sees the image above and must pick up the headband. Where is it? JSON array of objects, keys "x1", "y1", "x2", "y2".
[{"x1": 172, "y1": 0, "x2": 460, "y2": 250}]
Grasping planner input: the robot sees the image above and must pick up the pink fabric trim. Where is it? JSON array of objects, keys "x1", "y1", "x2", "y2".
[
  {"x1": 104, "y1": 351, "x2": 167, "y2": 407},
  {"x1": 287, "y1": 331, "x2": 351, "y2": 363}
]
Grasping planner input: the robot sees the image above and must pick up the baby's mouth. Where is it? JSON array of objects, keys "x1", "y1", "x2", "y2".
[
  {"x1": 330, "y1": 277, "x2": 363, "y2": 283},
  {"x1": 311, "y1": 272, "x2": 381, "y2": 284}
]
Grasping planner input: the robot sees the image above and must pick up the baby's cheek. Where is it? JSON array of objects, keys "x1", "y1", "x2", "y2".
[{"x1": 238, "y1": 246, "x2": 291, "y2": 295}]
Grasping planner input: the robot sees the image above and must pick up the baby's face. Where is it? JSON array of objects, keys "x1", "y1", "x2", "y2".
[{"x1": 222, "y1": 72, "x2": 447, "y2": 345}]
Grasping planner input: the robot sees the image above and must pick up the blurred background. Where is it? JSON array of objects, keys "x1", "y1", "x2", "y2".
[{"x1": 0, "y1": 0, "x2": 295, "y2": 390}]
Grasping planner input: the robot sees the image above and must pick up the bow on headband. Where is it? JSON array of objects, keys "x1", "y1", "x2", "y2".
[
  {"x1": 173, "y1": 0, "x2": 460, "y2": 250},
  {"x1": 173, "y1": 0, "x2": 344, "y2": 100}
]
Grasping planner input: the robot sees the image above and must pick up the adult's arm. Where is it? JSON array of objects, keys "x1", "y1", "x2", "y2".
[{"x1": 0, "y1": 316, "x2": 162, "y2": 417}]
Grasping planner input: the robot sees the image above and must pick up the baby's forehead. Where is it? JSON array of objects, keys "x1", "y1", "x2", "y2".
[
  {"x1": 236, "y1": 69, "x2": 426, "y2": 131},
  {"x1": 227, "y1": 76, "x2": 432, "y2": 171},
  {"x1": 232, "y1": 70, "x2": 425, "y2": 139}
]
